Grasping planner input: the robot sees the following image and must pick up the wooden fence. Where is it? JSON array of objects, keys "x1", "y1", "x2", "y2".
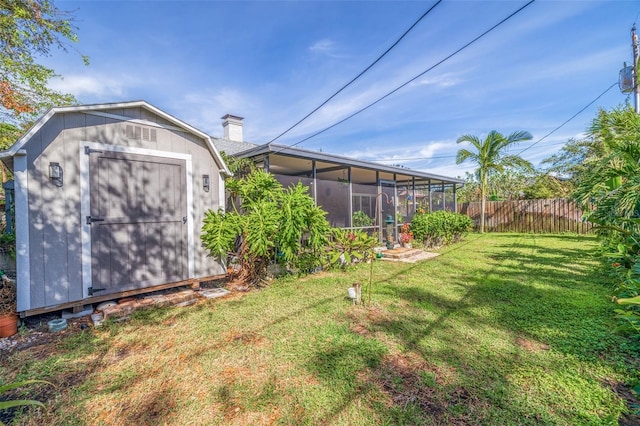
[{"x1": 457, "y1": 198, "x2": 593, "y2": 234}]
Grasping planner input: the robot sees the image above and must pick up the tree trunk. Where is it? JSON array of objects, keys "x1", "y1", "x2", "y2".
[{"x1": 480, "y1": 172, "x2": 486, "y2": 233}]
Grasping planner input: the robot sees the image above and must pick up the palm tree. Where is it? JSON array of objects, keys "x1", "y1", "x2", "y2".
[{"x1": 456, "y1": 130, "x2": 533, "y2": 233}]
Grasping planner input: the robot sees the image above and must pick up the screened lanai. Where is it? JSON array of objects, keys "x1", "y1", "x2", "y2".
[{"x1": 234, "y1": 143, "x2": 465, "y2": 236}]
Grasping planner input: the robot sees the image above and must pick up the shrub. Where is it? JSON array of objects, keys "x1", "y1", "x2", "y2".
[
  {"x1": 352, "y1": 210, "x2": 373, "y2": 227},
  {"x1": 410, "y1": 211, "x2": 472, "y2": 248}
]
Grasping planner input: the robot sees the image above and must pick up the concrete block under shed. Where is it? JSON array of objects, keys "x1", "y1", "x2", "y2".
[{"x1": 61, "y1": 305, "x2": 94, "y2": 319}]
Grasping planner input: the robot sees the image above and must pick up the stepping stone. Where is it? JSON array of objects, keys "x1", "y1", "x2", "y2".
[
  {"x1": 381, "y1": 248, "x2": 439, "y2": 263},
  {"x1": 198, "y1": 288, "x2": 230, "y2": 299}
]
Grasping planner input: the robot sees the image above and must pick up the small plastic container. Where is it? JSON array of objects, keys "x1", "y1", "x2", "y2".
[
  {"x1": 47, "y1": 318, "x2": 67, "y2": 332},
  {"x1": 347, "y1": 287, "x2": 357, "y2": 299}
]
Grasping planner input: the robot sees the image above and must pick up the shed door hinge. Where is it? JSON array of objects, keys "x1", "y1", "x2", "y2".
[
  {"x1": 88, "y1": 286, "x2": 106, "y2": 296},
  {"x1": 84, "y1": 146, "x2": 104, "y2": 155},
  {"x1": 86, "y1": 216, "x2": 105, "y2": 225}
]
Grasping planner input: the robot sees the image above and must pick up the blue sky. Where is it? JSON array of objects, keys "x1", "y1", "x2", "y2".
[{"x1": 48, "y1": 0, "x2": 638, "y2": 178}]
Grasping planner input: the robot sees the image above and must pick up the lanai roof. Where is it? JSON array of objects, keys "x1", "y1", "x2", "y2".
[{"x1": 233, "y1": 142, "x2": 465, "y2": 186}]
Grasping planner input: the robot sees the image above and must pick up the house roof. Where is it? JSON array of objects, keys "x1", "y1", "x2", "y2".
[
  {"x1": 234, "y1": 142, "x2": 465, "y2": 185},
  {"x1": 0, "y1": 100, "x2": 232, "y2": 175},
  {"x1": 211, "y1": 137, "x2": 257, "y2": 156}
]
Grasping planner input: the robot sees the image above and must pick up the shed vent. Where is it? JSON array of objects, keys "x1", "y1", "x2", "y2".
[{"x1": 126, "y1": 125, "x2": 157, "y2": 142}]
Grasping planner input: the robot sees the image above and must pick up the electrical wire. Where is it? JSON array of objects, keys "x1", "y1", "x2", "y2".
[
  {"x1": 275, "y1": 0, "x2": 536, "y2": 152},
  {"x1": 267, "y1": 0, "x2": 443, "y2": 144},
  {"x1": 515, "y1": 82, "x2": 618, "y2": 156},
  {"x1": 371, "y1": 81, "x2": 619, "y2": 166}
]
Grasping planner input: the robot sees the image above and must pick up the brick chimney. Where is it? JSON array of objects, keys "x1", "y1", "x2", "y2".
[{"x1": 221, "y1": 114, "x2": 244, "y2": 142}]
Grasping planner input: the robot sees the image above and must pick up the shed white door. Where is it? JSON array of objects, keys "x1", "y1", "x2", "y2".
[{"x1": 87, "y1": 150, "x2": 188, "y2": 296}]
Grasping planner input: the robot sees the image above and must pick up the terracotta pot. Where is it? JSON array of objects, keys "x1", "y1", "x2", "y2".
[{"x1": 0, "y1": 313, "x2": 18, "y2": 338}]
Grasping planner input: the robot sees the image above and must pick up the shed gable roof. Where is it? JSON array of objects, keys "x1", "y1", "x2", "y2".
[{"x1": 1, "y1": 100, "x2": 231, "y2": 175}]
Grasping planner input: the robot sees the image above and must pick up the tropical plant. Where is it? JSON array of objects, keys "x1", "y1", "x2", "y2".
[
  {"x1": 0, "y1": 379, "x2": 52, "y2": 425},
  {"x1": 327, "y1": 228, "x2": 377, "y2": 270},
  {"x1": 573, "y1": 107, "x2": 640, "y2": 229},
  {"x1": 568, "y1": 105, "x2": 640, "y2": 337},
  {"x1": 201, "y1": 169, "x2": 330, "y2": 286},
  {"x1": 351, "y1": 210, "x2": 373, "y2": 228},
  {"x1": 456, "y1": 130, "x2": 533, "y2": 232}
]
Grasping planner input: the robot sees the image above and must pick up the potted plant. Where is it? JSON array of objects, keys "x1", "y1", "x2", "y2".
[
  {"x1": 399, "y1": 223, "x2": 413, "y2": 249},
  {"x1": 0, "y1": 274, "x2": 18, "y2": 337}
]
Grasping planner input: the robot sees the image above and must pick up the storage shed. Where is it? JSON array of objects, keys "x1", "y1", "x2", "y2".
[{"x1": 0, "y1": 101, "x2": 231, "y2": 316}]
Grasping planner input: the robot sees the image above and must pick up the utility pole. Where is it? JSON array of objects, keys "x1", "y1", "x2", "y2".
[{"x1": 632, "y1": 25, "x2": 640, "y2": 113}]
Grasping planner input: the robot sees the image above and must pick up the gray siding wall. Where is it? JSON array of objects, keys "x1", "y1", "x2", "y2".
[{"x1": 24, "y1": 107, "x2": 224, "y2": 310}]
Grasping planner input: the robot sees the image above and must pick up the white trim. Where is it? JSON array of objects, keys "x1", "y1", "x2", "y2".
[
  {"x1": 14, "y1": 150, "x2": 30, "y2": 312},
  {"x1": 79, "y1": 143, "x2": 91, "y2": 299},
  {"x1": 80, "y1": 142, "x2": 195, "y2": 298},
  {"x1": 218, "y1": 173, "x2": 226, "y2": 212}
]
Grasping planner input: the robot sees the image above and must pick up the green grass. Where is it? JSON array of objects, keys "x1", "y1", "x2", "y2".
[{"x1": 1, "y1": 233, "x2": 638, "y2": 425}]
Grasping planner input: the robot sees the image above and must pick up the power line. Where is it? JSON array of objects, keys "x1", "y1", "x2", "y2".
[
  {"x1": 374, "y1": 154, "x2": 457, "y2": 162},
  {"x1": 371, "y1": 82, "x2": 618, "y2": 166},
  {"x1": 515, "y1": 82, "x2": 618, "y2": 156},
  {"x1": 277, "y1": 0, "x2": 536, "y2": 152},
  {"x1": 267, "y1": 0, "x2": 443, "y2": 144}
]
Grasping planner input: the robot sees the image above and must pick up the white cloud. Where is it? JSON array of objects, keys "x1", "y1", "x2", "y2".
[
  {"x1": 48, "y1": 73, "x2": 131, "y2": 99},
  {"x1": 418, "y1": 141, "x2": 451, "y2": 158},
  {"x1": 418, "y1": 162, "x2": 474, "y2": 180},
  {"x1": 340, "y1": 139, "x2": 456, "y2": 165},
  {"x1": 411, "y1": 74, "x2": 461, "y2": 89},
  {"x1": 178, "y1": 88, "x2": 257, "y2": 136},
  {"x1": 309, "y1": 39, "x2": 335, "y2": 53}
]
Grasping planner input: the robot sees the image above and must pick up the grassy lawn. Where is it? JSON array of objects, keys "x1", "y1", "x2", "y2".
[{"x1": 1, "y1": 233, "x2": 639, "y2": 425}]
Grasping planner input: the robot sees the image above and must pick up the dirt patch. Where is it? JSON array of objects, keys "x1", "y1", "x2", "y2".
[
  {"x1": 371, "y1": 354, "x2": 443, "y2": 416},
  {"x1": 367, "y1": 353, "x2": 483, "y2": 424},
  {"x1": 603, "y1": 380, "x2": 640, "y2": 426},
  {"x1": 223, "y1": 330, "x2": 266, "y2": 346},
  {"x1": 0, "y1": 315, "x2": 92, "y2": 358},
  {"x1": 515, "y1": 336, "x2": 549, "y2": 353},
  {"x1": 346, "y1": 305, "x2": 391, "y2": 332}
]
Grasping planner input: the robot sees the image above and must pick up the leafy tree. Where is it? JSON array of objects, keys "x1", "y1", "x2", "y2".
[
  {"x1": 522, "y1": 173, "x2": 572, "y2": 199},
  {"x1": 541, "y1": 137, "x2": 604, "y2": 187},
  {"x1": 572, "y1": 106, "x2": 640, "y2": 228},
  {"x1": 0, "y1": 122, "x2": 19, "y2": 181},
  {"x1": 456, "y1": 130, "x2": 533, "y2": 232},
  {"x1": 201, "y1": 169, "x2": 330, "y2": 286},
  {"x1": 0, "y1": 0, "x2": 86, "y2": 137},
  {"x1": 458, "y1": 167, "x2": 533, "y2": 203}
]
